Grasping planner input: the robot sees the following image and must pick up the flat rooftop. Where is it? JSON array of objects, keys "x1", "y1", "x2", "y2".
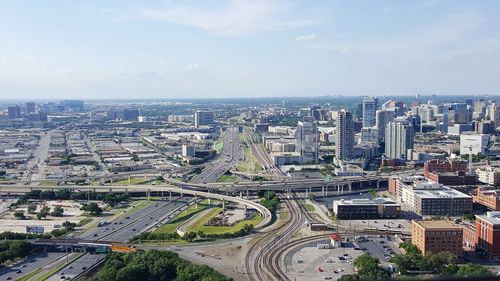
[
  {"x1": 477, "y1": 212, "x2": 500, "y2": 225},
  {"x1": 413, "y1": 188, "x2": 471, "y2": 199},
  {"x1": 334, "y1": 197, "x2": 399, "y2": 206},
  {"x1": 413, "y1": 220, "x2": 461, "y2": 230}
]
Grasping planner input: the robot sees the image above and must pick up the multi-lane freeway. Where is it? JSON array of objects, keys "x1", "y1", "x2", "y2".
[
  {"x1": 47, "y1": 196, "x2": 192, "y2": 280},
  {"x1": 191, "y1": 127, "x2": 244, "y2": 184}
]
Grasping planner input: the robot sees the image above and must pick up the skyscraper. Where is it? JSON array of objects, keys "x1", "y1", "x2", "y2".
[
  {"x1": 194, "y1": 111, "x2": 214, "y2": 128},
  {"x1": 376, "y1": 108, "x2": 397, "y2": 142},
  {"x1": 26, "y1": 102, "x2": 36, "y2": 114},
  {"x1": 295, "y1": 118, "x2": 319, "y2": 164},
  {"x1": 385, "y1": 119, "x2": 414, "y2": 159},
  {"x1": 8, "y1": 105, "x2": 21, "y2": 119},
  {"x1": 335, "y1": 110, "x2": 354, "y2": 159},
  {"x1": 362, "y1": 96, "x2": 378, "y2": 127}
]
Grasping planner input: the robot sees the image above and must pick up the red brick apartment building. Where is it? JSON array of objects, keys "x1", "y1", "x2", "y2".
[
  {"x1": 473, "y1": 187, "x2": 500, "y2": 211},
  {"x1": 476, "y1": 212, "x2": 500, "y2": 260},
  {"x1": 423, "y1": 159, "x2": 476, "y2": 185}
]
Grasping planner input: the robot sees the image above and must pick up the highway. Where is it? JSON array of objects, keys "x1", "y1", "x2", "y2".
[
  {"x1": 48, "y1": 196, "x2": 192, "y2": 280},
  {"x1": 0, "y1": 252, "x2": 65, "y2": 281},
  {"x1": 191, "y1": 127, "x2": 244, "y2": 184}
]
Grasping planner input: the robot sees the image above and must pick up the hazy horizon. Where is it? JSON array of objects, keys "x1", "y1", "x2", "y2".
[{"x1": 1, "y1": 1, "x2": 500, "y2": 99}]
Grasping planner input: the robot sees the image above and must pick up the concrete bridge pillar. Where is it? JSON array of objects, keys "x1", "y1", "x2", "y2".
[
  {"x1": 325, "y1": 185, "x2": 328, "y2": 195},
  {"x1": 195, "y1": 194, "x2": 198, "y2": 209},
  {"x1": 222, "y1": 199, "x2": 225, "y2": 211},
  {"x1": 128, "y1": 175, "x2": 131, "y2": 184},
  {"x1": 239, "y1": 191, "x2": 243, "y2": 198},
  {"x1": 376, "y1": 180, "x2": 380, "y2": 189},
  {"x1": 246, "y1": 189, "x2": 249, "y2": 199},
  {"x1": 169, "y1": 191, "x2": 172, "y2": 202},
  {"x1": 108, "y1": 188, "x2": 112, "y2": 193},
  {"x1": 305, "y1": 188, "x2": 308, "y2": 199},
  {"x1": 348, "y1": 182, "x2": 352, "y2": 192},
  {"x1": 207, "y1": 189, "x2": 211, "y2": 205},
  {"x1": 322, "y1": 185, "x2": 325, "y2": 195},
  {"x1": 147, "y1": 190, "x2": 151, "y2": 200}
]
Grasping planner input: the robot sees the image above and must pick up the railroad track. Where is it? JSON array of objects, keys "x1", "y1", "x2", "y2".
[{"x1": 245, "y1": 192, "x2": 310, "y2": 281}]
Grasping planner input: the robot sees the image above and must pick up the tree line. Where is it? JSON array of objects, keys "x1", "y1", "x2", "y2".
[{"x1": 81, "y1": 249, "x2": 231, "y2": 281}]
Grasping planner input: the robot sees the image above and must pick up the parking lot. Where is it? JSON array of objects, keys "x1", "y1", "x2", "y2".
[{"x1": 285, "y1": 235, "x2": 402, "y2": 281}]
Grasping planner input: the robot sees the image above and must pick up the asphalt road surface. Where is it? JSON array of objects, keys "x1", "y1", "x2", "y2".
[
  {"x1": 191, "y1": 127, "x2": 244, "y2": 184},
  {"x1": 47, "y1": 196, "x2": 192, "y2": 280},
  {"x1": 0, "y1": 252, "x2": 65, "y2": 281}
]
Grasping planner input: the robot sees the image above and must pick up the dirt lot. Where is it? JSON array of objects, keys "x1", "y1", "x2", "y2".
[{"x1": 0, "y1": 200, "x2": 101, "y2": 233}]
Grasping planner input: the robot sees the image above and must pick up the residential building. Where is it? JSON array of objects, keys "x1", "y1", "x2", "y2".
[
  {"x1": 362, "y1": 96, "x2": 378, "y2": 127},
  {"x1": 390, "y1": 176, "x2": 472, "y2": 216},
  {"x1": 473, "y1": 187, "x2": 500, "y2": 211},
  {"x1": 385, "y1": 119, "x2": 414, "y2": 159},
  {"x1": 423, "y1": 159, "x2": 476, "y2": 186},
  {"x1": 194, "y1": 111, "x2": 214, "y2": 128},
  {"x1": 360, "y1": 127, "x2": 378, "y2": 143},
  {"x1": 460, "y1": 133, "x2": 490, "y2": 155},
  {"x1": 476, "y1": 167, "x2": 500, "y2": 186},
  {"x1": 476, "y1": 211, "x2": 500, "y2": 260},
  {"x1": 411, "y1": 220, "x2": 463, "y2": 256},
  {"x1": 335, "y1": 110, "x2": 354, "y2": 160},
  {"x1": 376, "y1": 108, "x2": 397, "y2": 141},
  {"x1": 333, "y1": 198, "x2": 401, "y2": 219}
]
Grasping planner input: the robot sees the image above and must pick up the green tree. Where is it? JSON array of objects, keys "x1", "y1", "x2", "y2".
[
  {"x1": 14, "y1": 211, "x2": 26, "y2": 220},
  {"x1": 27, "y1": 203, "x2": 37, "y2": 214},
  {"x1": 81, "y1": 202, "x2": 103, "y2": 216},
  {"x1": 50, "y1": 205, "x2": 64, "y2": 217}
]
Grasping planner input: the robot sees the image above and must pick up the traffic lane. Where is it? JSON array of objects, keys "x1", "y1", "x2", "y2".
[
  {"x1": 51, "y1": 198, "x2": 192, "y2": 279},
  {"x1": 105, "y1": 198, "x2": 190, "y2": 242},
  {"x1": 80, "y1": 197, "x2": 181, "y2": 240},
  {"x1": 49, "y1": 253, "x2": 106, "y2": 281},
  {"x1": 0, "y1": 252, "x2": 65, "y2": 281}
]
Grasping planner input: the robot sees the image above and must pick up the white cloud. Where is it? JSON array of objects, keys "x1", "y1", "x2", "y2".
[
  {"x1": 140, "y1": 0, "x2": 318, "y2": 36},
  {"x1": 295, "y1": 33, "x2": 317, "y2": 42},
  {"x1": 186, "y1": 64, "x2": 208, "y2": 72}
]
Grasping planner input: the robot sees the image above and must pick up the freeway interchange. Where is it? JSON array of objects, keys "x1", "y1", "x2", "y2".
[{"x1": 0, "y1": 126, "x2": 393, "y2": 281}]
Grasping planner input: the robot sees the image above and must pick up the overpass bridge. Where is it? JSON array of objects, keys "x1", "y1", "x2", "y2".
[{"x1": 0, "y1": 184, "x2": 273, "y2": 231}]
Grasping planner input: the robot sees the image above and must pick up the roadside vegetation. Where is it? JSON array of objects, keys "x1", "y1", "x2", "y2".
[
  {"x1": 0, "y1": 240, "x2": 32, "y2": 266},
  {"x1": 80, "y1": 250, "x2": 230, "y2": 281},
  {"x1": 389, "y1": 242, "x2": 491, "y2": 277},
  {"x1": 258, "y1": 191, "x2": 280, "y2": 213}
]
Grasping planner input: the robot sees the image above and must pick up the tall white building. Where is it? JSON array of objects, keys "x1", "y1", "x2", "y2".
[
  {"x1": 362, "y1": 96, "x2": 378, "y2": 127},
  {"x1": 385, "y1": 119, "x2": 414, "y2": 159},
  {"x1": 460, "y1": 133, "x2": 490, "y2": 155},
  {"x1": 335, "y1": 110, "x2": 354, "y2": 159},
  {"x1": 295, "y1": 118, "x2": 319, "y2": 163}
]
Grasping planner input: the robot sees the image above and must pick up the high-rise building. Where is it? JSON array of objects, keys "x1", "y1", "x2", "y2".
[
  {"x1": 362, "y1": 96, "x2": 378, "y2": 127},
  {"x1": 123, "y1": 109, "x2": 140, "y2": 120},
  {"x1": 295, "y1": 118, "x2": 318, "y2": 163},
  {"x1": 376, "y1": 108, "x2": 397, "y2": 141},
  {"x1": 385, "y1": 119, "x2": 414, "y2": 159},
  {"x1": 7, "y1": 105, "x2": 21, "y2": 119},
  {"x1": 335, "y1": 110, "x2": 354, "y2": 160},
  {"x1": 194, "y1": 111, "x2": 214, "y2": 128},
  {"x1": 26, "y1": 102, "x2": 36, "y2": 114}
]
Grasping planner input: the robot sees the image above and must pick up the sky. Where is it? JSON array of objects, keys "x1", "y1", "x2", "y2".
[{"x1": 1, "y1": 0, "x2": 500, "y2": 99}]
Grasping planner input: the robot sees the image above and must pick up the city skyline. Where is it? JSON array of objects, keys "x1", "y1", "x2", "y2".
[{"x1": 1, "y1": 0, "x2": 500, "y2": 99}]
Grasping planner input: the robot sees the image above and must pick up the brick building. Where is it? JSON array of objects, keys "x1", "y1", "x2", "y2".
[
  {"x1": 411, "y1": 220, "x2": 463, "y2": 257},
  {"x1": 476, "y1": 212, "x2": 500, "y2": 260},
  {"x1": 423, "y1": 159, "x2": 476, "y2": 185},
  {"x1": 473, "y1": 187, "x2": 500, "y2": 211}
]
